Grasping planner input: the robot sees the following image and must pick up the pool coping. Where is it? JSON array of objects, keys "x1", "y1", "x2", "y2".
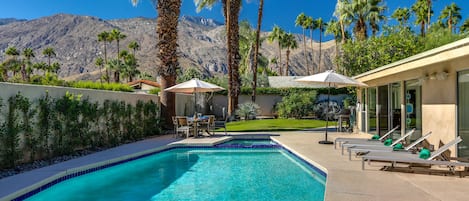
[{"x1": 5, "y1": 136, "x2": 327, "y2": 201}]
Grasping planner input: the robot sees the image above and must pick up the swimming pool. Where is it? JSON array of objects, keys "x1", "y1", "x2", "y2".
[{"x1": 21, "y1": 143, "x2": 326, "y2": 201}]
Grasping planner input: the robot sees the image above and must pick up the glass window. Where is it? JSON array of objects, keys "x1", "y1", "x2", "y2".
[
  {"x1": 390, "y1": 82, "x2": 401, "y2": 135},
  {"x1": 405, "y1": 79, "x2": 422, "y2": 140},
  {"x1": 377, "y1": 85, "x2": 389, "y2": 135},
  {"x1": 367, "y1": 87, "x2": 377, "y2": 134},
  {"x1": 458, "y1": 70, "x2": 469, "y2": 157}
]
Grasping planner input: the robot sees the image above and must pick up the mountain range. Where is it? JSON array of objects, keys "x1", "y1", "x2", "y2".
[{"x1": 0, "y1": 14, "x2": 336, "y2": 81}]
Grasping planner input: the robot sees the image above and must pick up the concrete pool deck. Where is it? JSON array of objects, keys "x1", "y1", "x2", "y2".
[{"x1": 0, "y1": 131, "x2": 468, "y2": 201}]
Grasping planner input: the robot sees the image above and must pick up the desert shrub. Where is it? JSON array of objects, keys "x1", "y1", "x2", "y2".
[
  {"x1": 276, "y1": 91, "x2": 317, "y2": 119},
  {"x1": 236, "y1": 102, "x2": 261, "y2": 120}
]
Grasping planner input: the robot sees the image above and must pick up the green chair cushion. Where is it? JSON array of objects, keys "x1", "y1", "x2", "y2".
[
  {"x1": 383, "y1": 139, "x2": 393, "y2": 146},
  {"x1": 393, "y1": 143, "x2": 404, "y2": 151},
  {"x1": 371, "y1": 135, "x2": 380, "y2": 140},
  {"x1": 419, "y1": 148, "x2": 431, "y2": 159}
]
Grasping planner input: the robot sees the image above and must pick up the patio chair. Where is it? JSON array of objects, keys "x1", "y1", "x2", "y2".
[
  {"x1": 175, "y1": 116, "x2": 194, "y2": 138},
  {"x1": 341, "y1": 128, "x2": 415, "y2": 155},
  {"x1": 198, "y1": 115, "x2": 215, "y2": 136},
  {"x1": 213, "y1": 115, "x2": 228, "y2": 135},
  {"x1": 347, "y1": 131, "x2": 432, "y2": 160},
  {"x1": 361, "y1": 136, "x2": 469, "y2": 174},
  {"x1": 334, "y1": 125, "x2": 399, "y2": 149}
]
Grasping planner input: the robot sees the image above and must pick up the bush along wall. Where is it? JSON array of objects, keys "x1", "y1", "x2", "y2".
[{"x1": 0, "y1": 92, "x2": 161, "y2": 169}]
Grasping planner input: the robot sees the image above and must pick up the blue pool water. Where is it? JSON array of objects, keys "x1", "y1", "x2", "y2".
[
  {"x1": 25, "y1": 148, "x2": 325, "y2": 201},
  {"x1": 217, "y1": 139, "x2": 278, "y2": 146}
]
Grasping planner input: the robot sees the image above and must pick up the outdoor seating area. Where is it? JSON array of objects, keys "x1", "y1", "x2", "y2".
[
  {"x1": 173, "y1": 115, "x2": 220, "y2": 138},
  {"x1": 334, "y1": 130, "x2": 469, "y2": 177}
]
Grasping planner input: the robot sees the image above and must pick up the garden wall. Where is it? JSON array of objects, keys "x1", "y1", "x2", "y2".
[
  {"x1": 0, "y1": 82, "x2": 160, "y2": 107},
  {"x1": 212, "y1": 95, "x2": 283, "y2": 118}
]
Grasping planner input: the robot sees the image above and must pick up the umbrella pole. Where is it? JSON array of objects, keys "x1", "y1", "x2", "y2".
[{"x1": 319, "y1": 83, "x2": 334, "y2": 144}]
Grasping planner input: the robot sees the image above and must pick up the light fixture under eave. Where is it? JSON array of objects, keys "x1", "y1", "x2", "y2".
[{"x1": 436, "y1": 71, "x2": 449, "y2": 80}]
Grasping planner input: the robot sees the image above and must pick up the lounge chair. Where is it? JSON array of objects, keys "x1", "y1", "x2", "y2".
[
  {"x1": 334, "y1": 125, "x2": 399, "y2": 149},
  {"x1": 346, "y1": 131, "x2": 432, "y2": 160},
  {"x1": 361, "y1": 136, "x2": 469, "y2": 174},
  {"x1": 341, "y1": 128, "x2": 415, "y2": 155}
]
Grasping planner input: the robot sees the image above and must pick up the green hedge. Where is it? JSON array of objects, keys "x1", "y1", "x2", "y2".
[
  {"x1": 69, "y1": 81, "x2": 133, "y2": 92},
  {"x1": 0, "y1": 92, "x2": 161, "y2": 169}
]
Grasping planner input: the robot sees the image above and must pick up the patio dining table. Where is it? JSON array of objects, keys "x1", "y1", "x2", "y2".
[{"x1": 187, "y1": 116, "x2": 210, "y2": 137}]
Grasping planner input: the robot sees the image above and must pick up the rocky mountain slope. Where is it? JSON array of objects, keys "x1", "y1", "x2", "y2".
[{"x1": 0, "y1": 14, "x2": 336, "y2": 81}]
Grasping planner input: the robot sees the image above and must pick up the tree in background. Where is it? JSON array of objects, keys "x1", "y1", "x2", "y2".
[
  {"x1": 461, "y1": 19, "x2": 469, "y2": 33},
  {"x1": 412, "y1": 0, "x2": 432, "y2": 37},
  {"x1": 295, "y1": 12, "x2": 309, "y2": 74},
  {"x1": 98, "y1": 31, "x2": 112, "y2": 83},
  {"x1": 121, "y1": 54, "x2": 140, "y2": 82},
  {"x1": 95, "y1": 57, "x2": 104, "y2": 83},
  {"x1": 334, "y1": 0, "x2": 350, "y2": 43},
  {"x1": 195, "y1": 0, "x2": 242, "y2": 116},
  {"x1": 439, "y1": 3, "x2": 461, "y2": 33},
  {"x1": 316, "y1": 17, "x2": 326, "y2": 72},
  {"x1": 281, "y1": 33, "x2": 298, "y2": 76},
  {"x1": 392, "y1": 7, "x2": 411, "y2": 26},
  {"x1": 267, "y1": 25, "x2": 286, "y2": 75},
  {"x1": 128, "y1": 41, "x2": 140, "y2": 56},
  {"x1": 251, "y1": 0, "x2": 264, "y2": 103},
  {"x1": 42, "y1": 47, "x2": 56, "y2": 69},
  {"x1": 177, "y1": 66, "x2": 203, "y2": 83},
  {"x1": 325, "y1": 19, "x2": 342, "y2": 71},
  {"x1": 4, "y1": 46, "x2": 20, "y2": 79},
  {"x1": 110, "y1": 29, "x2": 127, "y2": 60},
  {"x1": 305, "y1": 16, "x2": 316, "y2": 73},
  {"x1": 368, "y1": 0, "x2": 387, "y2": 37},
  {"x1": 22, "y1": 48, "x2": 35, "y2": 82},
  {"x1": 133, "y1": 0, "x2": 181, "y2": 128}
]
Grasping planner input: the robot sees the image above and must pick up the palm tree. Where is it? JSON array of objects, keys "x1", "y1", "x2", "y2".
[
  {"x1": 22, "y1": 48, "x2": 35, "y2": 81},
  {"x1": 121, "y1": 54, "x2": 140, "y2": 82},
  {"x1": 412, "y1": 0, "x2": 431, "y2": 37},
  {"x1": 339, "y1": 0, "x2": 385, "y2": 41},
  {"x1": 325, "y1": 19, "x2": 341, "y2": 71},
  {"x1": 106, "y1": 59, "x2": 122, "y2": 83},
  {"x1": 391, "y1": 7, "x2": 411, "y2": 26},
  {"x1": 42, "y1": 47, "x2": 56, "y2": 68},
  {"x1": 281, "y1": 33, "x2": 298, "y2": 76},
  {"x1": 239, "y1": 21, "x2": 256, "y2": 75},
  {"x1": 316, "y1": 18, "x2": 326, "y2": 72},
  {"x1": 426, "y1": 0, "x2": 435, "y2": 30},
  {"x1": 98, "y1": 31, "x2": 111, "y2": 82},
  {"x1": 95, "y1": 57, "x2": 104, "y2": 83},
  {"x1": 267, "y1": 25, "x2": 286, "y2": 75},
  {"x1": 460, "y1": 19, "x2": 469, "y2": 33},
  {"x1": 110, "y1": 29, "x2": 127, "y2": 60},
  {"x1": 368, "y1": 0, "x2": 387, "y2": 36},
  {"x1": 4, "y1": 46, "x2": 20, "y2": 79},
  {"x1": 128, "y1": 41, "x2": 140, "y2": 56},
  {"x1": 251, "y1": 0, "x2": 264, "y2": 103},
  {"x1": 305, "y1": 16, "x2": 316, "y2": 73},
  {"x1": 334, "y1": 0, "x2": 350, "y2": 43},
  {"x1": 439, "y1": 3, "x2": 462, "y2": 33},
  {"x1": 132, "y1": 0, "x2": 181, "y2": 127},
  {"x1": 295, "y1": 12, "x2": 309, "y2": 74},
  {"x1": 49, "y1": 62, "x2": 60, "y2": 74},
  {"x1": 195, "y1": 0, "x2": 242, "y2": 116}
]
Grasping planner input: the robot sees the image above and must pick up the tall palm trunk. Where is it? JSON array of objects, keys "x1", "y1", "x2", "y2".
[
  {"x1": 339, "y1": 19, "x2": 346, "y2": 44},
  {"x1": 427, "y1": 0, "x2": 432, "y2": 30},
  {"x1": 251, "y1": 0, "x2": 263, "y2": 102},
  {"x1": 302, "y1": 28, "x2": 308, "y2": 75},
  {"x1": 157, "y1": 0, "x2": 181, "y2": 128},
  {"x1": 309, "y1": 28, "x2": 314, "y2": 73},
  {"x1": 228, "y1": 0, "x2": 241, "y2": 116},
  {"x1": 420, "y1": 21, "x2": 425, "y2": 37},
  {"x1": 318, "y1": 26, "x2": 322, "y2": 72},
  {"x1": 285, "y1": 49, "x2": 291, "y2": 76},
  {"x1": 104, "y1": 41, "x2": 109, "y2": 83}
]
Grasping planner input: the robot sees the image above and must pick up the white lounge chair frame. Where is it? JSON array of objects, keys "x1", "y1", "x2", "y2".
[
  {"x1": 361, "y1": 136, "x2": 469, "y2": 172},
  {"x1": 341, "y1": 128, "x2": 415, "y2": 155},
  {"x1": 334, "y1": 126, "x2": 399, "y2": 149}
]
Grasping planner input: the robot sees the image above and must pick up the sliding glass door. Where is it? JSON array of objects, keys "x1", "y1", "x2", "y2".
[
  {"x1": 377, "y1": 85, "x2": 389, "y2": 135},
  {"x1": 367, "y1": 87, "x2": 377, "y2": 134},
  {"x1": 390, "y1": 83, "x2": 401, "y2": 135},
  {"x1": 405, "y1": 79, "x2": 422, "y2": 139},
  {"x1": 458, "y1": 70, "x2": 469, "y2": 157}
]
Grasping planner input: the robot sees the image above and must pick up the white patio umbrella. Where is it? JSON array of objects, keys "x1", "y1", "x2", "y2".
[
  {"x1": 296, "y1": 70, "x2": 367, "y2": 144},
  {"x1": 164, "y1": 78, "x2": 225, "y2": 114}
]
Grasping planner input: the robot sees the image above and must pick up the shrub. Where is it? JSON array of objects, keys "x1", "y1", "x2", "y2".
[
  {"x1": 148, "y1": 88, "x2": 160, "y2": 95},
  {"x1": 70, "y1": 81, "x2": 133, "y2": 92},
  {"x1": 236, "y1": 102, "x2": 261, "y2": 120},
  {"x1": 276, "y1": 91, "x2": 317, "y2": 119}
]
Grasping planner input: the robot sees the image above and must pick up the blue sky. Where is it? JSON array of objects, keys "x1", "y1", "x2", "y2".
[{"x1": 1, "y1": 0, "x2": 469, "y2": 41}]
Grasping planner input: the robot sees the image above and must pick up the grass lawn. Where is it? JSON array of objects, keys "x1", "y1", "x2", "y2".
[{"x1": 225, "y1": 119, "x2": 337, "y2": 132}]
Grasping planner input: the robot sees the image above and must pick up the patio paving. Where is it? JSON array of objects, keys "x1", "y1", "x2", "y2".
[{"x1": 0, "y1": 131, "x2": 468, "y2": 201}]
